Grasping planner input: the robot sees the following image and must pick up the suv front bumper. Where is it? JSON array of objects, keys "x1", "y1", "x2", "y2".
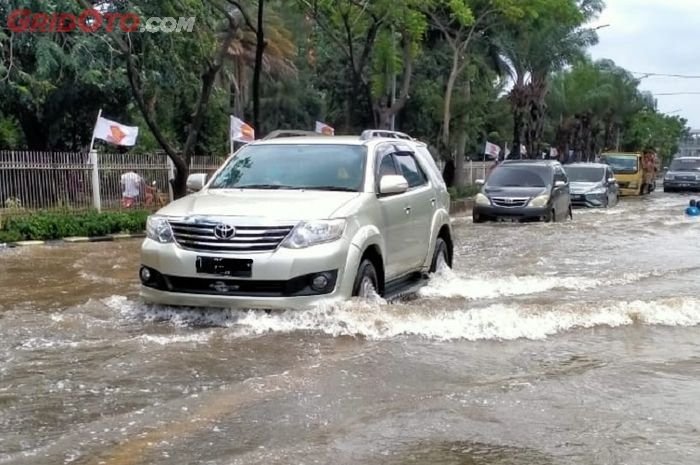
[{"x1": 139, "y1": 238, "x2": 360, "y2": 310}]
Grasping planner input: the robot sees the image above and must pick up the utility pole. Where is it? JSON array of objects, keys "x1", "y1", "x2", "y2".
[{"x1": 389, "y1": 26, "x2": 397, "y2": 131}]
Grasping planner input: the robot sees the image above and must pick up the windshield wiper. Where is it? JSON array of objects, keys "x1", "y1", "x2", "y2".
[{"x1": 297, "y1": 186, "x2": 357, "y2": 192}]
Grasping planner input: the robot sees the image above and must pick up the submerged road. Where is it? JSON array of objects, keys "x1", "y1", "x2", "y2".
[{"x1": 1, "y1": 192, "x2": 699, "y2": 464}]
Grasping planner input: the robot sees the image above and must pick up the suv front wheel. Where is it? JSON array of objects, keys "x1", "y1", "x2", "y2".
[
  {"x1": 430, "y1": 238, "x2": 451, "y2": 273},
  {"x1": 352, "y1": 259, "x2": 379, "y2": 298}
]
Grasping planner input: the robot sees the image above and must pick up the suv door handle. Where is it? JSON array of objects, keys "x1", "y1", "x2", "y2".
[
  {"x1": 405, "y1": 206, "x2": 412, "y2": 215},
  {"x1": 430, "y1": 198, "x2": 436, "y2": 206}
]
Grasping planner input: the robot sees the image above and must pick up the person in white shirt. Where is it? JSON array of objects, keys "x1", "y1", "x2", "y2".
[{"x1": 120, "y1": 171, "x2": 143, "y2": 208}]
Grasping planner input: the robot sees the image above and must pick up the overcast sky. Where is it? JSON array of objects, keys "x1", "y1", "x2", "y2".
[{"x1": 589, "y1": 0, "x2": 700, "y2": 128}]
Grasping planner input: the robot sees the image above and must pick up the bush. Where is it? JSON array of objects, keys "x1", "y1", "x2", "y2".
[
  {"x1": 0, "y1": 210, "x2": 150, "y2": 242},
  {"x1": 448, "y1": 185, "x2": 480, "y2": 200}
]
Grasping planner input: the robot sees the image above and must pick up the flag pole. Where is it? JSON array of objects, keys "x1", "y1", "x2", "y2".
[{"x1": 89, "y1": 108, "x2": 102, "y2": 153}]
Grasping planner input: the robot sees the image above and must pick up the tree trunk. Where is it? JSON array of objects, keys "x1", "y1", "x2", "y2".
[
  {"x1": 252, "y1": 0, "x2": 265, "y2": 134},
  {"x1": 453, "y1": 79, "x2": 471, "y2": 188},
  {"x1": 442, "y1": 49, "x2": 461, "y2": 150}
]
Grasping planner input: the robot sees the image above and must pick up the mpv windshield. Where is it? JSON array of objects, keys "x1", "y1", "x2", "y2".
[
  {"x1": 565, "y1": 166, "x2": 605, "y2": 183},
  {"x1": 209, "y1": 144, "x2": 366, "y2": 191},
  {"x1": 487, "y1": 166, "x2": 551, "y2": 188},
  {"x1": 669, "y1": 158, "x2": 700, "y2": 171}
]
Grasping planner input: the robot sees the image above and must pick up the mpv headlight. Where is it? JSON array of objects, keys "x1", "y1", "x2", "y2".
[
  {"x1": 282, "y1": 219, "x2": 346, "y2": 249},
  {"x1": 587, "y1": 188, "x2": 607, "y2": 195},
  {"x1": 529, "y1": 194, "x2": 550, "y2": 208},
  {"x1": 475, "y1": 193, "x2": 491, "y2": 206},
  {"x1": 146, "y1": 215, "x2": 174, "y2": 243}
]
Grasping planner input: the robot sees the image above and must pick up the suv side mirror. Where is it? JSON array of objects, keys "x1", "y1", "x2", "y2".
[
  {"x1": 554, "y1": 180, "x2": 567, "y2": 188},
  {"x1": 475, "y1": 179, "x2": 485, "y2": 186},
  {"x1": 607, "y1": 177, "x2": 616, "y2": 184},
  {"x1": 186, "y1": 173, "x2": 207, "y2": 192},
  {"x1": 379, "y1": 175, "x2": 409, "y2": 195}
]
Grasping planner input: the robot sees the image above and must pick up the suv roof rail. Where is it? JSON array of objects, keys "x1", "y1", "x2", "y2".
[
  {"x1": 360, "y1": 129, "x2": 414, "y2": 141},
  {"x1": 262, "y1": 130, "x2": 323, "y2": 140}
]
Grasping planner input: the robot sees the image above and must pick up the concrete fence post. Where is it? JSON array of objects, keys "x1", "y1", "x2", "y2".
[
  {"x1": 167, "y1": 157, "x2": 175, "y2": 202},
  {"x1": 89, "y1": 150, "x2": 101, "y2": 212}
]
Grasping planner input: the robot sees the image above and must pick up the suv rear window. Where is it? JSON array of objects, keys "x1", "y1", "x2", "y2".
[
  {"x1": 209, "y1": 144, "x2": 366, "y2": 191},
  {"x1": 487, "y1": 166, "x2": 551, "y2": 188}
]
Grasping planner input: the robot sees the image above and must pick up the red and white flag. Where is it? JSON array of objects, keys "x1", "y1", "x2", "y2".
[
  {"x1": 230, "y1": 116, "x2": 255, "y2": 143},
  {"x1": 484, "y1": 141, "x2": 501, "y2": 157},
  {"x1": 315, "y1": 121, "x2": 334, "y2": 135},
  {"x1": 93, "y1": 116, "x2": 139, "y2": 146}
]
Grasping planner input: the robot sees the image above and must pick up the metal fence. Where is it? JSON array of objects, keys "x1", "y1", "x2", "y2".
[{"x1": 0, "y1": 151, "x2": 224, "y2": 213}]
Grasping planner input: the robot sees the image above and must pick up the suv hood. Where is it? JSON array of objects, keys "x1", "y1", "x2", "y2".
[
  {"x1": 668, "y1": 170, "x2": 700, "y2": 178},
  {"x1": 484, "y1": 186, "x2": 547, "y2": 198},
  {"x1": 156, "y1": 189, "x2": 360, "y2": 220}
]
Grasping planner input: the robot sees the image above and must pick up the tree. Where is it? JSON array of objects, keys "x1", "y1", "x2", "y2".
[{"x1": 497, "y1": 0, "x2": 603, "y2": 158}]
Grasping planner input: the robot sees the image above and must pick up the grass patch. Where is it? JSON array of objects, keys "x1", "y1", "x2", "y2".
[{"x1": 0, "y1": 210, "x2": 149, "y2": 242}]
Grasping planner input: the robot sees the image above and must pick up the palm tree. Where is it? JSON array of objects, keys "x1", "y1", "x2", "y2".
[{"x1": 496, "y1": 0, "x2": 603, "y2": 157}]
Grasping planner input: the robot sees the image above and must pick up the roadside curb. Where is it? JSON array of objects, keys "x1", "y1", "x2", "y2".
[{"x1": 0, "y1": 232, "x2": 146, "y2": 249}]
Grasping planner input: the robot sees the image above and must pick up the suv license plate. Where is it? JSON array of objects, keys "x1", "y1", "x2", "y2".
[{"x1": 196, "y1": 257, "x2": 252, "y2": 277}]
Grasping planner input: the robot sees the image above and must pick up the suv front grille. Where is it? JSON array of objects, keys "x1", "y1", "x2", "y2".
[
  {"x1": 169, "y1": 221, "x2": 295, "y2": 253},
  {"x1": 491, "y1": 197, "x2": 530, "y2": 208}
]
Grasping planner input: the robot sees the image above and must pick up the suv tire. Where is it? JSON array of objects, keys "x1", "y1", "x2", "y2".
[
  {"x1": 430, "y1": 238, "x2": 451, "y2": 273},
  {"x1": 352, "y1": 259, "x2": 379, "y2": 298}
]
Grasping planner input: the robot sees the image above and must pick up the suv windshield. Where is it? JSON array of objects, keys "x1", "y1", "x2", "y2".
[
  {"x1": 487, "y1": 166, "x2": 551, "y2": 188},
  {"x1": 670, "y1": 158, "x2": 700, "y2": 171},
  {"x1": 603, "y1": 154, "x2": 638, "y2": 174},
  {"x1": 565, "y1": 166, "x2": 605, "y2": 183},
  {"x1": 209, "y1": 144, "x2": 366, "y2": 191}
]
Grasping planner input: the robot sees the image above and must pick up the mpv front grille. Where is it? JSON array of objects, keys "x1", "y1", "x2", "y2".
[
  {"x1": 491, "y1": 197, "x2": 530, "y2": 208},
  {"x1": 169, "y1": 221, "x2": 295, "y2": 253}
]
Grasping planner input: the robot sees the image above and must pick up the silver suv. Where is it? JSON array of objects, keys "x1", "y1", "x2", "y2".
[{"x1": 140, "y1": 130, "x2": 453, "y2": 309}]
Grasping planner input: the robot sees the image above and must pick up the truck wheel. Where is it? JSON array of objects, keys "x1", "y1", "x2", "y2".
[{"x1": 352, "y1": 259, "x2": 379, "y2": 298}]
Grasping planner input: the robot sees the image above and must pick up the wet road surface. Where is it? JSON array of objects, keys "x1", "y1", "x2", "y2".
[{"x1": 1, "y1": 192, "x2": 699, "y2": 464}]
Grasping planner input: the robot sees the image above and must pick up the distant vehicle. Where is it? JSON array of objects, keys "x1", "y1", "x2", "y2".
[
  {"x1": 472, "y1": 160, "x2": 572, "y2": 223},
  {"x1": 565, "y1": 163, "x2": 619, "y2": 208},
  {"x1": 601, "y1": 152, "x2": 657, "y2": 196},
  {"x1": 139, "y1": 130, "x2": 453, "y2": 310},
  {"x1": 663, "y1": 156, "x2": 700, "y2": 192}
]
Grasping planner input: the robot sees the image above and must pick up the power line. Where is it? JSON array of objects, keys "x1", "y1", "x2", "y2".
[
  {"x1": 631, "y1": 72, "x2": 700, "y2": 79},
  {"x1": 653, "y1": 92, "x2": 700, "y2": 96}
]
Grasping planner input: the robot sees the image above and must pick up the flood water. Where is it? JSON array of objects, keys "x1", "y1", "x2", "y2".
[{"x1": 1, "y1": 192, "x2": 699, "y2": 465}]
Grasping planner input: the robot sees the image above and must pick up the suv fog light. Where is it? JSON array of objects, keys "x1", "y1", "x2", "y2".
[
  {"x1": 140, "y1": 267, "x2": 152, "y2": 283},
  {"x1": 311, "y1": 274, "x2": 330, "y2": 291}
]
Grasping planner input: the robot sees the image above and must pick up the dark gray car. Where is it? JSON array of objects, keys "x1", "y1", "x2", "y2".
[
  {"x1": 664, "y1": 157, "x2": 700, "y2": 192},
  {"x1": 473, "y1": 160, "x2": 572, "y2": 223},
  {"x1": 565, "y1": 163, "x2": 619, "y2": 208}
]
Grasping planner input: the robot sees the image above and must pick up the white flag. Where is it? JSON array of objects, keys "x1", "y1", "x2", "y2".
[
  {"x1": 230, "y1": 116, "x2": 255, "y2": 143},
  {"x1": 484, "y1": 141, "x2": 500, "y2": 157},
  {"x1": 315, "y1": 121, "x2": 334, "y2": 135},
  {"x1": 93, "y1": 116, "x2": 139, "y2": 146}
]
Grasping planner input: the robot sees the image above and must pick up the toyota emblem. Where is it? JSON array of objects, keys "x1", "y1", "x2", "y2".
[{"x1": 213, "y1": 223, "x2": 236, "y2": 240}]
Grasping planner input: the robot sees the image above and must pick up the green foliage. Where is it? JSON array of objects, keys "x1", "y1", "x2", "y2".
[
  {"x1": 1, "y1": 211, "x2": 149, "y2": 241},
  {"x1": 625, "y1": 110, "x2": 688, "y2": 163},
  {"x1": 448, "y1": 185, "x2": 480, "y2": 199}
]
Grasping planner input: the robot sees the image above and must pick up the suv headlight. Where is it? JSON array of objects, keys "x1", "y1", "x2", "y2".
[
  {"x1": 146, "y1": 215, "x2": 174, "y2": 243},
  {"x1": 282, "y1": 219, "x2": 346, "y2": 249},
  {"x1": 529, "y1": 194, "x2": 550, "y2": 208},
  {"x1": 475, "y1": 193, "x2": 491, "y2": 206},
  {"x1": 665, "y1": 173, "x2": 674, "y2": 180}
]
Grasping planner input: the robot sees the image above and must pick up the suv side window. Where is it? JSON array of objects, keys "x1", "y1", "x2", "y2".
[
  {"x1": 394, "y1": 152, "x2": 428, "y2": 188},
  {"x1": 554, "y1": 167, "x2": 567, "y2": 184},
  {"x1": 377, "y1": 152, "x2": 399, "y2": 178}
]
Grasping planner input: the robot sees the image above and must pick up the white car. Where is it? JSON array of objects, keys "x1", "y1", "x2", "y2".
[{"x1": 140, "y1": 130, "x2": 453, "y2": 309}]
